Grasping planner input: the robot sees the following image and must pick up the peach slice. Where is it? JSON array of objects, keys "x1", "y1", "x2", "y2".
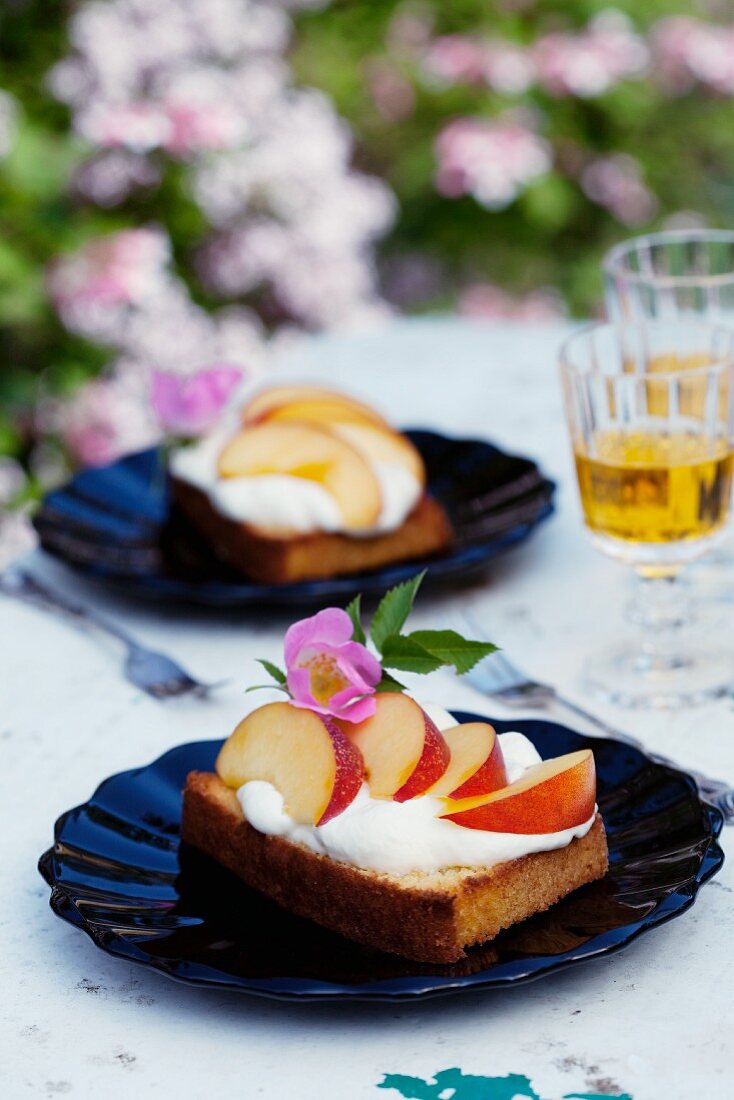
[
  {"x1": 339, "y1": 693, "x2": 450, "y2": 802},
  {"x1": 440, "y1": 749, "x2": 596, "y2": 834},
  {"x1": 426, "y1": 722, "x2": 507, "y2": 798},
  {"x1": 217, "y1": 422, "x2": 382, "y2": 530},
  {"x1": 215, "y1": 701, "x2": 364, "y2": 825},
  {"x1": 243, "y1": 386, "x2": 388, "y2": 429},
  {"x1": 328, "y1": 422, "x2": 425, "y2": 486}
]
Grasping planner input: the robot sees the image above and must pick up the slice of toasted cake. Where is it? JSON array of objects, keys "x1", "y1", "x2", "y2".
[
  {"x1": 182, "y1": 771, "x2": 608, "y2": 964},
  {"x1": 171, "y1": 478, "x2": 452, "y2": 584}
]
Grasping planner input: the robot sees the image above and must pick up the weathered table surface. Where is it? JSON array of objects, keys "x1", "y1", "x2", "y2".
[{"x1": 2, "y1": 318, "x2": 732, "y2": 1100}]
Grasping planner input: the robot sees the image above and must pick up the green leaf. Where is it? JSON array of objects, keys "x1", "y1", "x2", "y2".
[
  {"x1": 245, "y1": 683, "x2": 289, "y2": 694},
  {"x1": 345, "y1": 594, "x2": 365, "y2": 644},
  {"x1": 379, "y1": 633, "x2": 443, "y2": 675},
  {"x1": 406, "y1": 630, "x2": 498, "y2": 675},
  {"x1": 374, "y1": 669, "x2": 407, "y2": 693},
  {"x1": 369, "y1": 571, "x2": 426, "y2": 653},
  {"x1": 256, "y1": 658, "x2": 287, "y2": 685}
]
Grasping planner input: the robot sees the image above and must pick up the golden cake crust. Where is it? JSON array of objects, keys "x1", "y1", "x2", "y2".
[
  {"x1": 181, "y1": 770, "x2": 609, "y2": 963},
  {"x1": 170, "y1": 478, "x2": 452, "y2": 584}
]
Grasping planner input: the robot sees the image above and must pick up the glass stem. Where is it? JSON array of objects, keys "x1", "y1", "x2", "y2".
[{"x1": 627, "y1": 572, "x2": 692, "y2": 672}]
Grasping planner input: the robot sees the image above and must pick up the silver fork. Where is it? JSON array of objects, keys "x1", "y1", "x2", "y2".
[
  {"x1": 461, "y1": 625, "x2": 734, "y2": 821},
  {"x1": 0, "y1": 569, "x2": 221, "y2": 701}
]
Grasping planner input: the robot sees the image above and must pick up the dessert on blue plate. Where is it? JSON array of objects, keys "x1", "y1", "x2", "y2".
[
  {"x1": 169, "y1": 384, "x2": 452, "y2": 583},
  {"x1": 183, "y1": 580, "x2": 608, "y2": 962}
]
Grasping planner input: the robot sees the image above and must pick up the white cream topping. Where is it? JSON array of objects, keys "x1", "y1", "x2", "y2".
[
  {"x1": 169, "y1": 420, "x2": 422, "y2": 536},
  {"x1": 236, "y1": 720, "x2": 596, "y2": 877}
]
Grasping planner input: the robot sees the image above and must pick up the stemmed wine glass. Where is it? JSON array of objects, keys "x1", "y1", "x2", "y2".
[
  {"x1": 559, "y1": 320, "x2": 734, "y2": 708},
  {"x1": 604, "y1": 230, "x2": 734, "y2": 324},
  {"x1": 604, "y1": 229, "x2": 734, "y2": 572}
]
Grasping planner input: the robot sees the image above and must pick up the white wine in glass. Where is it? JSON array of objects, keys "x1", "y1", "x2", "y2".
[
  {"x1": 604, "y1": 228, "x2": 734, "y2": 573},
  {"x1": 560, "y1": 321, "x2": 734, "y2": 707}
]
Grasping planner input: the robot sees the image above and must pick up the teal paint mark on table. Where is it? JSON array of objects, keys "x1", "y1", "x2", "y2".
[{"x1": 378, "y1": 1068, "x2": 632, "y2": 1100}]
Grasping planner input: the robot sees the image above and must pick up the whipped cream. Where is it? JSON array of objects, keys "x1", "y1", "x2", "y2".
[
  {"x1": 236, "y1": 713, "x2": 596, "y2": 877},
  {"x1": 169, "y1": 418, "x2": 422, "y2": 536}
]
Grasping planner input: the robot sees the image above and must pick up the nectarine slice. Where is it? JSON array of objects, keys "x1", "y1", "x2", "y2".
[
  {"x1": 426, "y1": 722, "x2": 507, "y2": 798},
  {"x1": 340, "y1": 693, "x2": 450, "y2": 801},
  {"x1": 243, "y1": 386, "x2": 388, "y2": 429},
  {"x1": 217, "y1": 422, "x2": 382, "y2": 530},
  {"x1": 328, "y1": 422, "x2": 425, "y2": 485},
  {"x1": 216, "y1": 701, "x2": 364, "y2": 825},
  {"x1": 441, "y1": 749, "x2": 596, "y2": 834}
]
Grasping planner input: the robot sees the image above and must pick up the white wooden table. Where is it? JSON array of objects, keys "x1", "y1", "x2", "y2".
[{"x1": 2, "y1": 319, "x2": 732, "y2": 1100}]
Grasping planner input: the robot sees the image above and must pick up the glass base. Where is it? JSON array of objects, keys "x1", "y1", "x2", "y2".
[{"x1": 583, "y1": 643, "x2": 733, "y2": 709}]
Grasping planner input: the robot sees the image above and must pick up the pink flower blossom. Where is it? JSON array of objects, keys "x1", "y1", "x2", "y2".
[
  {"x1": 534, "y1": 12, "x2": 648, "y2": 98},
  {"x1": 59, "y1": 378, "x2": 156, "y2": 467},
  {"x1": 365, "y1": 60, "x2": 415, "y2": 122},
  {"x1": 284, "y1": 608, "x2": 381, "y2": 723},
  {"x1": 84, "y1": 102, "x2": 170, "y2": 153},
  {"x1": 47, "y1": 228, "x2": 170, "y2": 324},
  {"x1": 151, "y1": 365, "x2": 243, "y2": 437},
  {"x1": 423, "y1": 35, "x2": 490, "y2": 86},
  {"x1": 581, "y1": 154, "x2": 658, "y2": 226},
  {"x1": 163, "y1": 99, "x2": 245, "y2": 156},
  {"x1": 435, "y1": 118, "x2": 550, "y2": 209},
  {"x1": 423, "y1": 36, "x2": 534, "y2": 95},
  {"x1": 652, "y1": 18, "x2": 734, "y2": 95},
  {"x1": 49, "y1": 0, "x2": 394, "y2": 333}
]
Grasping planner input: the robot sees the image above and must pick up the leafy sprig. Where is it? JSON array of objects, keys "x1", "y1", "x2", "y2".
[
  {"x1": 365, "y1": 571, "x2": 497, "y2": 685},
  {"x1": 250, "y1": 570, "x2": 498, "y2": 696}
]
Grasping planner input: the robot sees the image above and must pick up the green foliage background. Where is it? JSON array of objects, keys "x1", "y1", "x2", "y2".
[{"x1": 1, "y1": 0, "x2": 734, "y2": 475}]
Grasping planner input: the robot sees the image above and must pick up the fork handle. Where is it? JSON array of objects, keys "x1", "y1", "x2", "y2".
[
  {"x1": 1, "y1": 570, "x2": 138, "y2": 651},
  {"x1": 553, "y1": 690, "x2": 734, "y2": 814}
]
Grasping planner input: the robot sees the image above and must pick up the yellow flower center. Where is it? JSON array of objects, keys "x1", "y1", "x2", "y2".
[{"x1": 300, "y1": 651, "x2": 349, "y2": 704}]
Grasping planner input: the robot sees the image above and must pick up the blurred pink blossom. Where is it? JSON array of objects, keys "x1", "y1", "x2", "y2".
[
  {"x1": 423, "y1": 35, "x2": 490, "y2": 86},
  {"x1": 365, "y1": 60, "x2": 415, "y2": 121},
  {"x1": 652, "y1": 18, "x2": 734, "y2": 95},
  {"x1": 47, "y1": 228, "x2": 170, "y2": 329},
  {"x1": 534, "y1": 11, "x2": 648, "y2": 98},
  {"x1": 458, "y1": 283, "x2": 567, "y2": 322},
  {"x1": 387, "y1": 8, "x2": 435, "y2": 53},
  {"x1": 164, "y1": 99, "x2": 245, "y2": 155},
  {"x1": 424, "y1": 36, "x2": 534, "y2": 94},
  {"x1": 581, "y1": 154, "x2": 658, "y2": 226},
  {"x1": 151, "y1": 366, "x2": 243, "y2": 437},
  {"x1": 484, "y1": 42, "x2": 535, "y2": 95},
  {"x1": 435, "y1": 118, "x2": 550, "y2": 209},
  {"x1": 59, "y1": 378, "x2": 158, "y2": 468},
  {"x1": 84, "y1": 102, "x2": 170, "y2": 153},
  {"x1": 49, "y1": 0, "x2": 394, "y2": 332},
  {"x1": 73, "y1": 150, "x2": 161, "y2": 207},
  {"x1": 48, "y1": 224, "x2": 266, "y2": 380}
]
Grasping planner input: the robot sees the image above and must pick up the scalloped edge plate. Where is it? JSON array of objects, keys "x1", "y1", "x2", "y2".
[{"x1": 38, "y1": 713, "x2": 724, "y2": 1001}]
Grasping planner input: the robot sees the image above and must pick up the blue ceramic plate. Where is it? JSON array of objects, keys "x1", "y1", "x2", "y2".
[
  {"x1": 33, "y1": 431, "x2": 554, "y2": 607},
  {"x1": 38, "y1": 713, "x2": 723, "y2": 1002}
]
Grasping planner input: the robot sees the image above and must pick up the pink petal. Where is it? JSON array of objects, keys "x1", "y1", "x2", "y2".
[
  {"x1": 152, "y1": 365, "x2": 242, "y2": 436},
  {"x1": 334, "y1": 695, "x2": 378, "y2": 724},
  {"x1": 284, "y1": 608, "x2": 354, "y2": 668},
  {"x1": 286, "y1": 666, "x2": 320, "y2": 708},
  {"x1": 328, "y1": 683, "x2": 367, "y2": 710},
  {"x1": 335, "y1": 642, "x2": 382, "y2": 692},
  {"x1": 289, "y1": 697, "x2": 331, "y2": 717}
]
